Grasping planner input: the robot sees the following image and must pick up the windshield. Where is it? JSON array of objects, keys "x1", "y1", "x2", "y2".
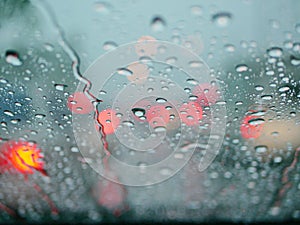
[{"x1": 0, "y1": 0, "x2": 300, "y2": 224}]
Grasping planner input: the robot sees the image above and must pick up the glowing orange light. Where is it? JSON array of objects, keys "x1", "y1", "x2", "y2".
[
  {"x1": 145, "y1": 105, "x2": 170, "y2": 128},
  {"x1": 192, "y1": 83, "x2": 220, "y2": 106},
  {"x1": 179, "y1": 101, "x2": 203, "y2": 126},
  {"x1": 97, "y1": 109, "x2": 120, "y2": 135},
  {"x1": 67, "y1": 92, "x2": 94, "y2": 114},
  {"x1": 0, "y1": 140, "x2": 46, "y2": 175},
  {"x1": 240, "y1": 115, "x2": 264, "y2": 139}
]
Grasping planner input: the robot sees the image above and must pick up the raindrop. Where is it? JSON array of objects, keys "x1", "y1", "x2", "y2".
[
  {"x1": 271, "y1": 131, "x2": 279, "y2": 136},
  {"x1": 159, "y1": 167, "x2": 172, "y2": 176},
  {"x1": 278, "y1": 85, "x2": 290, "y2": 92},
  {"x1": 211, "y1": 12, "x2": 232, "y2": 27},
  {"x1": 274, "y1": 156, "x2": 282, "y2": 163},
  {"x1": 154, "y1": 126, "x2": 167, "y2": 132},
  {"x1": 70, "y1": 146, "x2": 79, "y2": 152},
  {"x1": 189, "y1": 61, "x2": 203, "y2": 68},
  {"x1": 151, "y1": 16, "x2": 166, "y2": 32},
  {"x1": 55, "y1": 84, "x2": 67, "y2": 91},
  {"x1": 267, "y1": 47, "x2": 283, "y2": 58},
  {"x1": 5, "y1": 50, "x2": 22, "y2": 66},
  {"x1": 122, "y1": 121, "x2": 134, "y2": 127},
  {"x1": 255, "y1": 85, "x2": 264, "y2": 91},
  {"x1": 44, "y1": 43, "x2": 54, "y2": 52},
  {"x1": 35, "y1": 114, "x2": 46, "y2": 119},
  {"x1": 186, "y1": 78, "x2": 198, "y2": 85},
  {"x1": 10, "y1": 119, "x2": 20, "y2": 124},
  {"x1": 132, "y1": 108, "x2": 146, "y2": 117},
  {"x1": 250, "y1": 110, "x2": 266, "y2": 116},
  {"x1": 235, "y1": 64, "x2": 248, "y2": 72},
  {"x1": 3, "y1": 110, "x2": 14, "y2": 117},
  {"x1": 224, "y1": 44, "x2": 235, "y2": 52},
  {"x1": 189, "y1": 95, "x2": 198, "y2": 101},
  {"x1": 190, "y1": 5, "x2": 202, "y2": 16},
  {"x1": 165, "y1": 57, "x2": 177, "y2": 64},
  {"x1": 103, "y1": 41, "x2": 118, "y2": 51},
  {"x1": 255, "y1": 145, "x2": 268, "y2": 154},
  {"x1": 261, "y1": 95, "x2": 273, "y2": 100},
  {"x1": 266, "y1": 70, "x2": 275, "y2": 76},
  {"x1": 156, "y1": 97, "x2": 167, "y2": 103},
  {"x1": 117, "y1": 68, "x2": 133, "y2": 76},
  {"x1": 290, "y1": 55, "x2": 300, "y2": 66},
  {"x1": 248, "y1": 118, "x2": 265, "y2": 125}
]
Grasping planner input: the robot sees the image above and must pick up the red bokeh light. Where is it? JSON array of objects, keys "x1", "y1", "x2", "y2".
[
  {"x1": 0, "y1": 140, "x2": 46, "y2": 175},
  {"x1": 145, "y1": 105, "x2": 170, "y2": 128},
  {"x1": 240, "y1": 115, "x2": 264, "y2": 139},
  {"x1": 97, "y1": 180, "x2": 126, "y2": 213},
  {"x1": 67, "y1": 92, "x2": 94, "y2": 114},
  {"x1": 192, "y1": 83, "x2": 220, "y2": 106},
  {"x1": 97, "y1": 109, "x2": 120, "y2": 135},
  {"x1": 179, "y1": 101, "x2": 203, "y2": 126}
]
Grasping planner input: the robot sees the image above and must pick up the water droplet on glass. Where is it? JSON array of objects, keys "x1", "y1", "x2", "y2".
[
  {"x1": 266, "y1": 70, "x2": 275, "y2": 76},
  {"x1": 156, "y1": 97, "x2": 167, "y2": 103},
  {"x1": 255, "y1": 85, "x2": 264, "y2": 91},
  {"x1": 132, "y1": 108, "x2": 146, "y2": 117},
  {"x1": 293, "y1": 42, "x2": 300, "y2": 52},
  {"x1": 5, "y1": 50, "x2": 22, "y2": 66},
  {"x1": 255, "y1": 145, "x2": 268, "y2": 154},
  {"x1": 212, "y1": 12, "x2": 232, "y2": 27},
  {"x1": 278, "y1": 85, "x2": 290, "y2": 92},
  {"x1": 248, "y1": 117, "x2": 265, "y2": 125},
  {"x1": 189, "y1": 95, "x2": 198, "y2": 101},
  {"x1": 290, "y1": 55, "x2": 300, "y2": 66},
  {"x1": 55, "y1": 84, "x2": 67, "y2": 91},
  {"x1": 235, "y1": 64, "x2": 248, "y2": 72},
  {"x1": 224, "y1": 44, "x2": 235, "y2": 52},
  {"x1": 267, "y1": 47, "x2": 283, "y2": 58},
  {"x1": 44, "y1": 43, "x2": 54, "y2": 52},
  {"x1": 117, "y1": 68, "x2": 133, "y2": 76},
  {"x1": 165, "y1": 57, "x2": 177, "y2": 64},
  {"x1": 151, "y1": 16, "x2": 166, "y2": 32},
  {"x1": 274, "y1": 156, "x2": 282, "y2": 163},
  {"x1": 190, "y1": 5, "x2": 202, "y2": 16},
  {"x1": 154, "y1": 126, "x2": 167, "y2": 132},
  {"x1": 261, "y1": 95, "x2": 273, "y2": 100},
  {"x1": 3, "y1": 110, "x2": 14, "y2": 117},
  {"x1": 122, "y1": 121, "x2": 134, "y2": 127},
  {"x1": 35, "y1": 114, "x2": 46, "y2": 119},
  {"x1": 159, "y1": 167, "x2": 172, "y2": 176},
  {"x1": 189, "y1": 61, "x2": 203, "y2": 68},
  {"x1": 10, "y1": 119, "x2": 20, "y2": 124},
  {"x1": 186, "y1": 78, "x2": 198, "y2": 85},
  {"x1": 250, "y1": 110, "x2": 266, "y2": 117},
  {"x1": 103, "y1": 41, "x2": 118, "y2": 51}
]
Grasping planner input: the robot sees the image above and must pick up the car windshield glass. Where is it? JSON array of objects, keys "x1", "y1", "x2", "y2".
[{"x1": 0, "y1": 0, "x2": 300, "y2": 224}]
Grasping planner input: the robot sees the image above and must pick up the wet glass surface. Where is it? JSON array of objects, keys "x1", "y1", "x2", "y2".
[{"x1": 0, "y1": 0, "x2": 300, "y2": 223}]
